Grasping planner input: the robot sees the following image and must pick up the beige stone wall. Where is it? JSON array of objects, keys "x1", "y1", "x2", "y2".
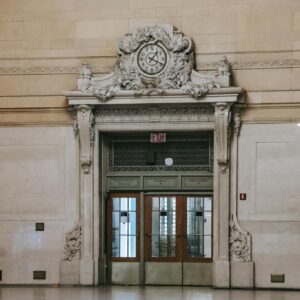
[
  {"x1": 1, "y1": 0, "x2": 300, "y2": 288},
  {"x1": 0, "y1": 0, "x2": 300, "y2": 123}
]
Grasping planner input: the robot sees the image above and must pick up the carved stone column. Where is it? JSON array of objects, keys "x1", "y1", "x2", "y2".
[
  {"x1": 76, "y1": 105, "x2": 95, "y2": 285},
  {"x1": 213, "y1": 102, "x2": 232, "y2": 288},
  {"x1": 230, "y1": 110, "x2": 254, "y2": 288}
]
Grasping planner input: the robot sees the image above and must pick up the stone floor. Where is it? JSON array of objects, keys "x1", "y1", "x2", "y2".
[{"x1": 0, "y1": 286, "x2": 300, "y2": 300}]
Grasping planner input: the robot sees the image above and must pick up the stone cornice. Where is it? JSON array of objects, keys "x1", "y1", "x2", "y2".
[{"x1": 198, "y1": 59, "x2": 300, "y2": 70}]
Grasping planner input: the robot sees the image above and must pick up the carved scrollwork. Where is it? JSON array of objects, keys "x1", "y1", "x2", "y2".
[
  {"x1": 76, "y1": 24, "x2": 232, "y2": 101},
  {"x1": 64, "y1": 224, "x2": 82, "y2": 261},
  {"x1": 76, "y1": 105, "x2": 95, "y2": 175},
  {"x1": 229, "y1": 215, "x2": 251, "y2": 262},
  {"x1": 214, "y1": 103, "x2": 232, "y2": 173}
]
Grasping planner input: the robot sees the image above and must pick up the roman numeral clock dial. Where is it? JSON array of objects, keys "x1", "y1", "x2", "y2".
[{"x1": 137, "y1": 44, "x2": 167, "y2": 76}]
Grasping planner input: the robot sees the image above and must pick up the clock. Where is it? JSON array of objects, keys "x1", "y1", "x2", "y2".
[
  {"x1": 137, "y1": 43, "x2": 167, "y2": 76},
  {"x1": 165, "y1": 157, "x2": 173, "y2": 166}
]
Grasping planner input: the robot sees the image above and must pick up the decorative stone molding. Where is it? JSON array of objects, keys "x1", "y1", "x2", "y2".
[
  {"x1": 233, "y1": 111, "x2": 241, "y2": 136},
  {"x1": 3, "y1": 58, "x2": 300, "y2": 76},
  {"x1": 229, "y1": 215, "x2": 251, "y2": 262},
  {"x1": 75, "y1": 24, "x2": 231, "y2": 101},
  {"x1": 96, "y1": 105, "x2": 214, "y2": 123},
  {"x1": 214, "y1": 103, "x2": 232, "y2": 173},
  {"x1": 76, "y1": 105, "x2": 95, "y2": 174},
  {"x1": 64, "y1": 224, "x2": 82, "y2": 261},
  {"x1": 199, "y1": 58, "x2": 300, "y2": 71},
  {"x1": 0, "y1": 65, "x2": 113, "y2": 75}
]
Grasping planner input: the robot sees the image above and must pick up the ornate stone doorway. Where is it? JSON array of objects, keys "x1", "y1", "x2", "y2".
[{"x1": 65, "y1": 23, "x2": 253, "y2": 288}]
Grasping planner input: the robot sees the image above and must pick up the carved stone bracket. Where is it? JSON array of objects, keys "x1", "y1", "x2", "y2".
[
  {"x1": 214, "y1": 103, "x2": 232, "y2": 173},
  {"x1": 229, "y1": 215, "x2": 251, "y2": 262},
  {"x1": 64, "y1": 223, "x2": 82, "y2": 261},
  {"x1": 76, "y1": 105, "x2": 95, "y2": 174}
]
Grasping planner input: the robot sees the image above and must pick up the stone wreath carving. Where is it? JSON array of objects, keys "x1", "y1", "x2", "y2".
[
  {"x1": 63, "y1": 223, "x2": 82, "y2": 261},
  {"x1": 229, "y1": 215, "x2": 251, "y2": 262},
  {"x1": 76, "y1": 24, "x2": 231, "y2": 100}
]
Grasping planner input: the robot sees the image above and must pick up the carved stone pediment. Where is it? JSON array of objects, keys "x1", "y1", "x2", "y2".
[{"x1": 76, "y1": 24, "x2": 232, "y2": 101}]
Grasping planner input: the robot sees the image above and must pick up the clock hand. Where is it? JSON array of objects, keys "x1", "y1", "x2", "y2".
[
  {"x1": 149, "y1": 58, "x2": 165, "y2": 66},
  {"x1": 147, "y1": 50, "x2": 158, "y2": 63}
]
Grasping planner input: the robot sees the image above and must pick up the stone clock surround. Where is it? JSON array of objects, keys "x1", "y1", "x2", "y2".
[{"x1": 64, "y1": 24, "x2": 253, "y2": 288}]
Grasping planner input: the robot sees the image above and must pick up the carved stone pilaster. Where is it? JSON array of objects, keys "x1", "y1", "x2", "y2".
[
  {"x1": 214, "y1": 103, "x2": 232, "y2": 173},
  {"x1": 229, "y1": 215, "x2": 251, "y2": 262},
  {"x1": 63, "y1": 223, "x2": 82, "y2": 261},
  {"x1": 76, "y1": 105, "x2": 95, "y2": 174}
]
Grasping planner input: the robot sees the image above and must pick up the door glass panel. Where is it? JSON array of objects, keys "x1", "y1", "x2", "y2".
[
  {"x1": 152, "y1": 197, "x2": 159, "y2": 210},
  {"x1": 187, "y1": 235, "x2": 204, "y2": 257},
  {"x1": 129, "y1": 197, "x2": 136, "y2": 211},
  {"x1": 204, "y1": 235, "x2": 212, "y2": 258},
  {"x1": 151, "y1": 196, "x2": 176, "y2": 258},
  {"x1": 186, "y1": 196, "x2": 212, "y2": 258},
  {"x1": 120, "y1": 236, "x2": 128, "y2": 257},
  {"x1": 112, "y1": 197, "x2": 120, "y2": 211},
  {"x1": 128, "y1": 212, "x2": 136, "y2": 235},
  {"x1": 204, "y1": 211, "x2": 212, "y2": 235},
  {"x1": 152, "y1": 211, "x2": 159, "y2": 235},
  {"x1": 120, "y1": 197, "x2": 128, "y2": 210},
  {"x1": 204, "y1": 197, "x2": 212, "y2": 211},
  {"x1": 111, "y1": 196, "x2": 137, "y2": 258}
]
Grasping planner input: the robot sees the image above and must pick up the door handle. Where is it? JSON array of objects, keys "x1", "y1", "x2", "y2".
[{"x1": 145, "y1": 233, "x2": 152, "y2": 237}]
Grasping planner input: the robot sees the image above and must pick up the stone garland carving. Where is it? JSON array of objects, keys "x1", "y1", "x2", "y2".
[
  {"x1": 76, "y1": 24, "x2": 231, "y2": 101},
  {"x1": 233, "y1": 110, "x2": 241, "y2": 136},
  {"x1": 64, "y1": 224, "x2": 82, "y2": 261},
  {"x1": 214, "y1": 102, "x2": 232, "y2": 173},
  {"x1": 229, "y1": 215, "x2": 251, "y2": 262}
]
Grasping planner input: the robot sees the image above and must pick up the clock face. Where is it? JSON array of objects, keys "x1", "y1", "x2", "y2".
[{"x1": 137, "y1": 44, "x2": 167, "y2": 76}]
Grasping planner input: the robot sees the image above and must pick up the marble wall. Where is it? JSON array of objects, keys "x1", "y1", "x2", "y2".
[
  {"x1": 0, "y1": 127, "x2": 78, "y2": 284},
  {"x1": 238, "y1": 123, "x2": 300, "y2": 288}
]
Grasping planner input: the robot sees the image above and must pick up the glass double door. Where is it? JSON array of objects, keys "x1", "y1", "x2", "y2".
[
  {"x1": 144, "y1": 195, "x2": 212, "y2": 262},
  {"x1": 108, "y1": 193, "x2": 212, "y2": 285}
]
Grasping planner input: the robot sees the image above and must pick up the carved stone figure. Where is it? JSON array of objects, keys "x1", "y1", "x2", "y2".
[{"x1": 64, "y1": 224, "x2": 82, "y2": 261}]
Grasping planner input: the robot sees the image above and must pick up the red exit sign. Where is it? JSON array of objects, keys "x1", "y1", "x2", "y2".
[{"x1": 150, "y1": 132, "x2": 166, "y2": 143}]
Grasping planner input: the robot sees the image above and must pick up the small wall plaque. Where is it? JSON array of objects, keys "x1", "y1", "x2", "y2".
[
  {"x1": 33, "y1": 271, "x2": 46, "y2": 280},
  {"x1": 35, "y1": 222, "x2": 44, "y2": 231},
  {"x1": 271, "y1": 274, "x2": 285, "y2": 283},
  {"x1": 240, "y1": 193, "x2": 247, "y2": 200}
]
